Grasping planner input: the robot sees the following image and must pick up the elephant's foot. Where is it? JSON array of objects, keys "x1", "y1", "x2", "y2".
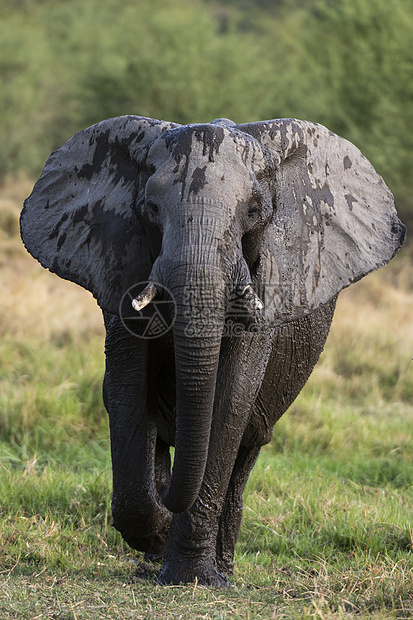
[
  {"x1": 157, "y1": 559, "x2": 231, "y2": 588},
  {"x1": 144, "y1": 551, "x2": 164, "y2": 564},
  {"x1": 112, "y1": 493, "x2": 172, "y2": 555},
  {"x1": 120, "y1": 530, "x2": 167, "y2": 555},
  {"x1": 216, "y1": 554, "x2": 234, "y2": 576},
  {"x1": 158, "y1": 507, "x2": 232, "y2": 586}
]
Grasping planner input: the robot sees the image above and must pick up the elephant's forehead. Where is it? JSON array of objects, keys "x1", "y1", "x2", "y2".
[
  {"x1": 155, "y1": 124, "x2": 266, "y2": 171},
  {"x1": 144, "y1": 125, "x2": 270, "y2": 205}
]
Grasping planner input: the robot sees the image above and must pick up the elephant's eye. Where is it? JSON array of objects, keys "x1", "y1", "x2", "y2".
[
  {"x1": 247, "y1": 205, "x2": 261, "y2": 221},
  {"x1": 143, "y1": 200, "x2": 159, "y2": 222}
]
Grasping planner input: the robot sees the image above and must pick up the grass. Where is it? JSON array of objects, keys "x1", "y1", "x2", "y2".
[{"x1": 0, "y1": 177, "x2": 412, "y2": 618}]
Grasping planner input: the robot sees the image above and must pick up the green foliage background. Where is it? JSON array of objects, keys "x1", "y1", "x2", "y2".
[{"x1": 1, "y1": 0, "x2": 412, "y2": 217}]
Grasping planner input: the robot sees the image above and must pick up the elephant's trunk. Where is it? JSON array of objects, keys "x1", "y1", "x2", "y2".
[{"x1": 161, "y1": 265, "x2": 225, "y2": 514}]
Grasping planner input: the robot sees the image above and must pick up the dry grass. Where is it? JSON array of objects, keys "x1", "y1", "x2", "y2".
[{"x1": 1, "y1": 558, "x2": 412, "y2": 619}]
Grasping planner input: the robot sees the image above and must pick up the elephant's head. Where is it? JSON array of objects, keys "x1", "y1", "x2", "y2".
[{"x1": 20, "y1": 115, "x2": 405, "y2": 513}]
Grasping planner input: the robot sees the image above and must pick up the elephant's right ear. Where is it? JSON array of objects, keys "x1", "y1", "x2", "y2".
[
  {"x1": 238, "y1": 119, "x2": 406, "y2": 323},
  {"x1": 20, "y1": 116, "x2": 177, "y2": 314}
]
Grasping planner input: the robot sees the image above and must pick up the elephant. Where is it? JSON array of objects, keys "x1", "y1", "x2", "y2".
[{"x1": 20, "y1": 115, "x2": 405, "y2": 587}]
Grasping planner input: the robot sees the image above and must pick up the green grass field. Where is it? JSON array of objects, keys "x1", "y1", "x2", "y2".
[{"x1": 1, "y1": 178, "x2": 412, "y2": 618}]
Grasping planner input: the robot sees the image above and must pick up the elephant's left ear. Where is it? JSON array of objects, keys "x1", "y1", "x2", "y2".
[
  {"x1": 21, "y1": 115, "x2": 178, "y2": 314},
  {"x1": 238, "y1": 119, "x2": 406, "y2": 323}
]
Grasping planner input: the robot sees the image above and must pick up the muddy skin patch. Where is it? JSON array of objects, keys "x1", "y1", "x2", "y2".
[
  {"x1": 345, "y1": 193, "x2": 358, "y2": 211},
  {"x1": 343, "y1": 155, "x2": 353, "y2": 169},
  {"x1": 194, "y1": 125, "x2": 225, "y2": 162},
  {"x1": 188, "y1": 166, "x2": 208, "y2": 197}
]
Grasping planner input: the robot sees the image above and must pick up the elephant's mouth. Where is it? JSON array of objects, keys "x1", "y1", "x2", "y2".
[
  {"x1": 132, "y1": 280, "x2": 264, "y2": 333},
  {"x1": 221, "y1": 284, "x2": 264, "y2": 336}
]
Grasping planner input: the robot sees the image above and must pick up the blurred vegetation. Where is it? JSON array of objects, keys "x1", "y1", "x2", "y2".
[{"x1": 0, "y1": 0, "x2": 412, "y2": 219}]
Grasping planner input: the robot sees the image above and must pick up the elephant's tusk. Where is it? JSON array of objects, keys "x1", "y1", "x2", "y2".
[
  {"x1": 132, "y1": 282, "x2": 158, "y2": 311},
  {"x1": 242, "y1": 284, "x2": 264, "y2": 311}
]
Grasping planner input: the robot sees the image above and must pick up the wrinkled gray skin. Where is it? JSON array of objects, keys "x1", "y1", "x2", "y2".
[{"x1": 21, "y1": 116, "x2": 405, "y2": 587}]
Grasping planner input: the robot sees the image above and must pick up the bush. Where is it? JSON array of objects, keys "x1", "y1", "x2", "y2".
[{"x1": 0, "y1": 0, "x2": 412, "y2": 219}]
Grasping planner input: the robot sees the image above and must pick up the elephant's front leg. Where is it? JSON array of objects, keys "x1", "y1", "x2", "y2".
[
  {"x1": 215, "y1": 444, "x2": 262, "y2": 575},
  {"x1": 103, "y1": 313, "x2": 172, "y2": 554},
  {"x1": 158, "y1": 332, "x2": 272, "y2": 586}
]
